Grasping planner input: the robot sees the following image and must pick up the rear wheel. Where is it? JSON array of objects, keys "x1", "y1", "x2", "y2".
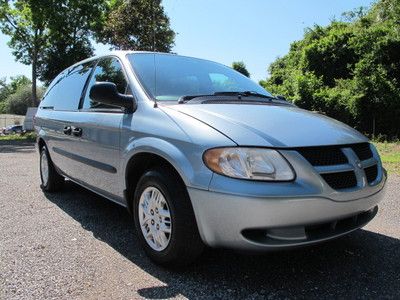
[
  {"x1": 133, "y1": 167, "x2": 204, "y2": 267},
  {"x1": 40, "y1": 146, "x2": 64, "y2": 192}
]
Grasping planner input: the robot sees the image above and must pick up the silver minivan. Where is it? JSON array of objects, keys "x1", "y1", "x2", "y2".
[{"x1": 35, "y1": 51, "x2": 386, "y2": 267}]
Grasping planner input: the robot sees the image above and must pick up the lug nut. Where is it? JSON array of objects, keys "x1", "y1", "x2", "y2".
[
  {"x1": 150, "y1": 209, "x2": 154, "y2": 215},
  {"x1": 151, "y1": 220, "x2": 154, "y2": 225},
  {"x1": 156, "y1": 224, "x2": 160, "y2": 230}
]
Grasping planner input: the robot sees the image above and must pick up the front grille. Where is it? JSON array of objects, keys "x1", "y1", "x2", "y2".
[
  {"x1": 351, "y1": 143, "x2": 373, "y2": 161},
  {"x1": 296, "y1": 143, "x2": 377, "y2": 190},
  {"x1": 320, "y1": 171, "x2": 357, "y2": 190},
  {"x1": 297, "y1": 147, "x2": 348, "y2": 166},
  {"x1": 364, "y1": 165, "x2": 378, "y2": 183}
]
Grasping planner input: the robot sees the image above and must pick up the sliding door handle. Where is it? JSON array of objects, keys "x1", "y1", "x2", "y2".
[
  {"x1": 63, "y1": 126, "x2": 72, "y2": 135},
  {"x1": 72, "y1": 127, "x2": 82, "y2": 137}
]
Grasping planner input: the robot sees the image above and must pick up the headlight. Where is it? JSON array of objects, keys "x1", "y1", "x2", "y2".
[{"x1": 203, "y1": 147, "x2": 295, "y2": 181}]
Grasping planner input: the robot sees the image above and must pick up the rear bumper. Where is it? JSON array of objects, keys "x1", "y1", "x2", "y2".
[{"x1": 188, "y1": 176, "x2": 386, "y2": 250}]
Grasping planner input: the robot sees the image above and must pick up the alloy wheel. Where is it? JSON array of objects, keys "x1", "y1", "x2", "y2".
[{"x1": 138, "y1": 186, "x2": 172, "y2": 251}]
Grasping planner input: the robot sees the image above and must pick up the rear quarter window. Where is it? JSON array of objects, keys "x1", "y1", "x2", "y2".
[{"x1": 41, "y1": 61, "x2": 94, "y2": 111}]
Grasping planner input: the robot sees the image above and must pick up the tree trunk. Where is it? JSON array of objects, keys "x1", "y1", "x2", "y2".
[{"x1": 31, "y1": 48, "x2": 38, "y2": 107}]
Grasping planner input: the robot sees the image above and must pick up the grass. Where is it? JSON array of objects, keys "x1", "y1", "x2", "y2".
[
  {"x1": 374, "y1": 142, "x2": 400, "y2": 175},
  {"x1": 0, "y1": 132, "x2": 37, "y2": 142}
]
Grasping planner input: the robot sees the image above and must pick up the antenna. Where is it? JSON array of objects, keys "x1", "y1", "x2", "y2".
[
  {"x1": 152, "y1": 0, "x2": 156, "y2": 52},
  {"x1": 153, "y1": 52, "x2": 157, "y2": 108}
]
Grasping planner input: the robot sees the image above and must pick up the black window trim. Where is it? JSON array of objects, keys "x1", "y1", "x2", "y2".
[
  {"x1": 77, "y1": 58, "x2": 99, "y2": 111},
  {"x1": 78, "y1": 55, "x2": 133, "y2": 113}
]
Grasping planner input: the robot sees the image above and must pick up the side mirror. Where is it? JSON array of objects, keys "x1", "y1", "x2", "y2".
[
  {"x1": 276, "y1": 95, "x2": 287, "y2": 101},
  {"x1": 89, "y1": 82, "x2": 136, "y2": 112}
]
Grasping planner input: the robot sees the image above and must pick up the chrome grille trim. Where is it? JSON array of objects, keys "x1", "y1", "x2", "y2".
[
  {"x1": 296, "y1": 143, "x2": 380, "y2": 191},
  {"x1": 315, "y1": 164, "x2": 354, "y2": 174}
]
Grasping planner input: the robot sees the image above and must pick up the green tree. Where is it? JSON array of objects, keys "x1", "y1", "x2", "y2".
[
  {"x1": 261, "y1": 0, "x2": 400, "y2": 138},
  {"x1": 0, "y1": 0, "x2": 51, "y2": 106},
  {"x1": 1, "y1": 0, "x2": 175, "y2": 89},
  {"x1": 0, "y1": 75, "x2": 31, "y2": 112},
  {"x1": 37, "y1": 0, "x2": 107, "y2": 84},
  {"x1": 0, "y1": 0, "x2": 108, "y2": 94},
  {"x1": 232, "y1": 61, "x2": 250, "y2": 77},
  {"x1": 97, "y1": 0, "x2": 175, "y2": 51},
  {"x1": 0, "y1": 78, "x2": 10, "y2": 112},
  {"x1": 5, "y1": 83, "x2": 43, "y2": 115},
  {"x1": 0, "y1": 77, "x2": 10, "y2": 101},
  {"x1": 8, "y1": 75, "x2": 31, "y2": 92}
]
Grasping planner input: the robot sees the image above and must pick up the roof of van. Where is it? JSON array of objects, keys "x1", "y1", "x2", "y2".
[
  {"x1": 74, "y1": 51, "x2": 177, "y2": 65},
  {"x1": 56, "y1": 51, "x2": 223, "y2": 82},
  {"x1": 45, "y1": 51, "x2": 182, "y2": 87}
]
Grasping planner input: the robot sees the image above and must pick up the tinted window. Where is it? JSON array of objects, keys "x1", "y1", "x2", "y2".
[
  {"x1": 82, "y1": 57, "x2": 129, "y2": 109},
  {"x1": 128, "y1": 53, "x2": 272, "y2": 101},
  {"x1": 41, "y1": 62, "x2": 94, "y2": 110}
]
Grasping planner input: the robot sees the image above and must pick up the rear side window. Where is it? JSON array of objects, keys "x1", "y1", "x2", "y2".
[
  {"x1": 82, "y1": 57, "x2": 129, "y2": 109},
  {"x1": 41, "y1": 62, "x2": 94, "y2": 111}
]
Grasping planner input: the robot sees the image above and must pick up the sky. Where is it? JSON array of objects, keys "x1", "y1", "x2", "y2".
[{"x1": 0, "y1": 0, "x2": 374, "y2": 83}]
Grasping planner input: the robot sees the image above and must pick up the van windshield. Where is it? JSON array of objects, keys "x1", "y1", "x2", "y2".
[{"x1": 127, "y1": 53, "x2": 272, "y2": 101}]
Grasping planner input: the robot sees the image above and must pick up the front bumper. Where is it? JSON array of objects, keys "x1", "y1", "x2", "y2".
[{"x1": 188, "y1": 173, "x2": 386, "y2": 250}]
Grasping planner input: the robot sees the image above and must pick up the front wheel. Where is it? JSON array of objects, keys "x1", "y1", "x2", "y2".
[
  {"x1": 133, "y1": 167, "x2": 204, "y2": 267},
  {"x1": 40, "y1": 146, "x2": 64, "y2": 192}
]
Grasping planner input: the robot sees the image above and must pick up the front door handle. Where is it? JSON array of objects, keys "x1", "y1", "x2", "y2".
[
  {"x1": 72, "y1": 127, "x2": 82, "y2": 137},
  {"x1": 63, "y1": 126, "x2": 72, "y2": 135}
]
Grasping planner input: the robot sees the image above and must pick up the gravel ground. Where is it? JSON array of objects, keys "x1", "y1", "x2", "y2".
[{"x1": 1, "y1": 143, "x2": 399, "y2": 300}]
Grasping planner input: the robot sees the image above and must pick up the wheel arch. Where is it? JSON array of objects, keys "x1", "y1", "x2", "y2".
[
  {"x1": 124, "y1": 151, "x2": 188, "y2": 214},
  {"x1": 122, "y1": 137, "x2": 213, "y2": 215},
  {"x1": 37, "y1": 137, "x2": 46, "y2": 152}
]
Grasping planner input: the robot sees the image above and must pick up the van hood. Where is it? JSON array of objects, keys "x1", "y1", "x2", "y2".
[{"x1": 167, "y1": 104, "x2": 368, "y2": 147}]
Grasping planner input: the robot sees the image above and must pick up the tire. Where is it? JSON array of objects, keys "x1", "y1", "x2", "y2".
[
  {"x1": 40, "y1": 146, "x2": 64, "y2": 192},
  {"x1": 133, "y1": 167, "x2": 204, "y2": 267}
]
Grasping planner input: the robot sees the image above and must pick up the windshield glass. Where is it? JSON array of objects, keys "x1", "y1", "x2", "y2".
[{"x1": 127, "y1": 53, "x2": 272, "y2": 101}]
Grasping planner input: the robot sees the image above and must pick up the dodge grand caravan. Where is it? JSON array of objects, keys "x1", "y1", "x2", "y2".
[{"x1": 35, "y1": 51, "x2": 386, "y2": 266}]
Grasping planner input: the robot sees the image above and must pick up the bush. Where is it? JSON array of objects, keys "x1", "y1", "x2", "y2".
[
  {"x1": 5, "y1": 84, "x2": 43, "y2": 115},
  {"x1": 262, "y1": 0, "x2": 400, "y2": 138},
  {"x1": 0, "y1": 101, "x2": 7, "y2": 114},
  {"x1": 23, "y1": 131, "x2": 37, "y2": 141}
]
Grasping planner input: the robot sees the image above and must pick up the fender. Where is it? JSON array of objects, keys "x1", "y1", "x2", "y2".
[{"x1": 121, "y1": 136, "x2": 214, "y2": 191}]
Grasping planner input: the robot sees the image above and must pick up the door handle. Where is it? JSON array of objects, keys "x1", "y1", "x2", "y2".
[
  {"x1": 63, "y1": 126, "x2": 72, "y2": 135},
  {"x1": 72, "y1": 127, "x2": 82, "y2": 137}
]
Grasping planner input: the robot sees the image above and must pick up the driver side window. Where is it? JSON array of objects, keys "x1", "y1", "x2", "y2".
[{"x1": 82, "y1": 57, "x2": 130, "y2": 109}]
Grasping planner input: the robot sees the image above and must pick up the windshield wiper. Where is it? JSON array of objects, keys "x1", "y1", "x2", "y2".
[
  {"x1": 214, "y1": 91, "x2": 275, "y2": 100},
  {"x1": 178, "y1": 94, "x2": 214, "y2": 104},
  {"x1": 178, "y1": 91, "x2": 276, "y2": 104}
]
